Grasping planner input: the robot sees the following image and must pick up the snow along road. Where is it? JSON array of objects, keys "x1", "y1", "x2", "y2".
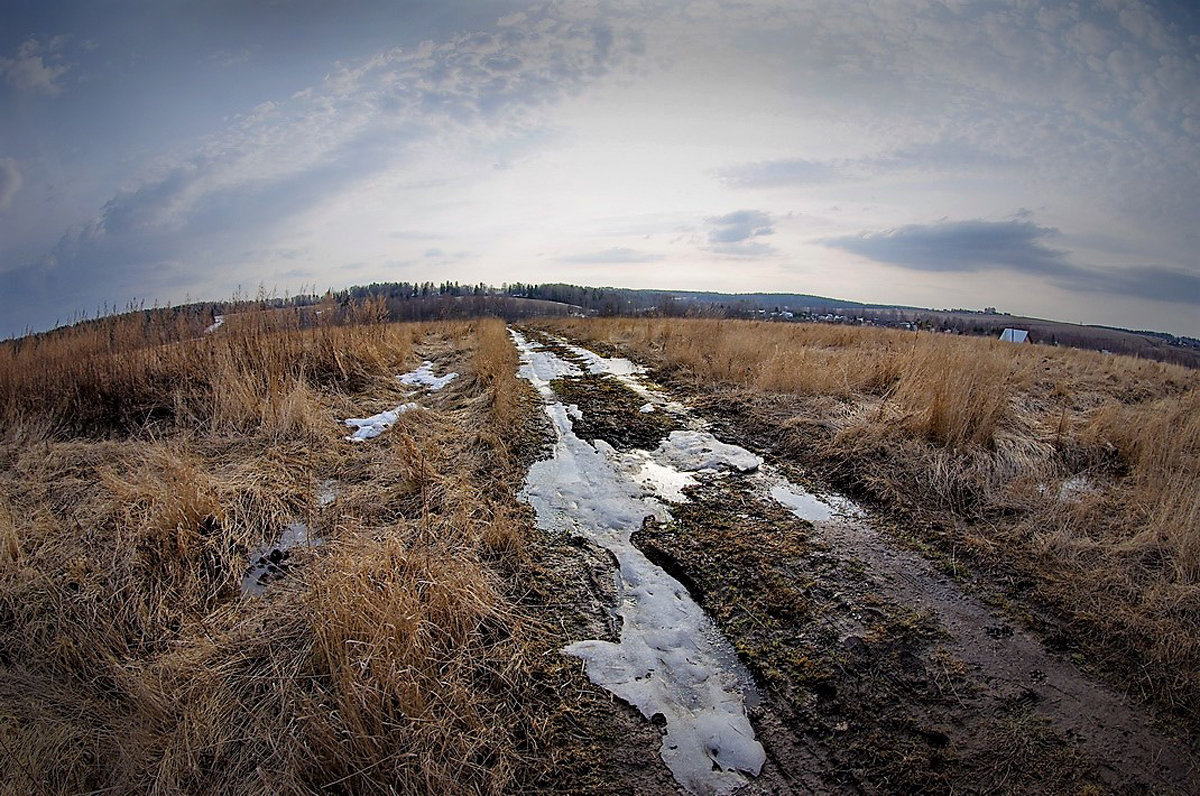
[{"x1": 512, "y1": 329, "x2": 766, "y2": 795}]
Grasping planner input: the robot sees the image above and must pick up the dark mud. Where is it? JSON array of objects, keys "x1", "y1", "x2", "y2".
[
  {"x1": 519, "y1": 530, "x2": 684, "y2": 794},
  {"x1": 528, "y1": 332, "x2": 1200, "y2": 794},
  {"x1": 636, "y1": 477, "x2": 1157, "y2": 793},
  {"x1": 550, "y1": 373, "x2": 679, "y2": 450}
]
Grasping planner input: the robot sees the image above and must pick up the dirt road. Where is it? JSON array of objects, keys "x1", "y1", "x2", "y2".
[{"x1": 514, "y1": 328, "x2": 1200, "y2": 794}]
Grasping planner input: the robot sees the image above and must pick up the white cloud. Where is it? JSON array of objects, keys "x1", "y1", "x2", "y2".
[{"x1": 0, "y1": 39, "x2": 70, "y2": 95}]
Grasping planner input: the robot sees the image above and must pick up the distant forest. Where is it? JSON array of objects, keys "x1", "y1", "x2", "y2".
[{"x1": 22, "y1": 279, "x2": 1199, "y2": 368}]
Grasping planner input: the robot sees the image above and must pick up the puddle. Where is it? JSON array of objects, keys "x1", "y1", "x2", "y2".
[
  {"x1": 767, "y1": 481, "x2": 859, "y2": 523},
  {"x1": 512, "y1": 329, "x2": 765, "y2": 795},
  {"x1": 241, "y1": 521, "x2": 321, "y2": 596}
]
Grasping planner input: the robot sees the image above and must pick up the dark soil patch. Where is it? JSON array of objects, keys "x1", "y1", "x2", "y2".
[
  {"x1": 633, "y1": 476, "x2": 1108, "y2": 794},
  {"x1": 517, "y1": 528, "x2": 683, "y2": 794},
  {"x1": 550, "y1": 374, "x2": 678, "y2": 450}
]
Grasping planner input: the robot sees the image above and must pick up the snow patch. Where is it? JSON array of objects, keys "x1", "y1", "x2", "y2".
[
  {"x1": 203, "y1": 315, "x2": 225, "y2": 334},
  {"x1": 317, "y1": 479, "x2": 339, "y2": 507},
  {"x1": 597, "y1": 442, "x2": 698, "y2": 504},
  {"x1": 513, "y1": 331, "x2": 764, "y2": 795},
  {"x1": 639, "y1": 402, "x2": 656, "y2": 413},
  {"x1": 343, "y1": 403, "x2": 419, "y2": 442},
  {"x1": 399, "y1": 360, "x2": 458, "y2": 390},
  {"x1": 562, "y1": 342, "x2": 644, "y2": 377},
  {"x1": 241, "y1": 521, "x2": 320, "y2": 596},
  {"x1": 1058, "y1": 475, "x2": 1097, "y2": 501},
  {"x1": 510, "y1": 329, "x2": 583, "y2": 395},
  {"x1": 655, "y1": 430, "x2": 763, "y2": 473}
]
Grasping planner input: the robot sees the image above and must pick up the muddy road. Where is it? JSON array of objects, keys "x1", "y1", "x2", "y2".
[{"x1": 513, "y1": 328, "x2": 1199, "y2": 795}]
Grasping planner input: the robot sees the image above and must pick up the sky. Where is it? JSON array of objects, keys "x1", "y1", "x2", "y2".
[{"x1": 2, "y1": 0, "x2": 1198, "y2": 338}]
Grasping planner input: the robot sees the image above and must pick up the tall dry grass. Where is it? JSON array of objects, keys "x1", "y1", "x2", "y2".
[
  {"x1": 0, "y1": 309, "x2": 555, "y2": 793},
  {"x1": 0, "y1": 296, "x2": 406, "y2": 439},
  {"x1": 534, "y1": 316, "x2": 1200, "y2": 722}
]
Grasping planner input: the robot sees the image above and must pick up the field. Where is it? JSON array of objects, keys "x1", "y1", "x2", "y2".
[{"x1": 1, "y1": 307, "x2": 1197, "y2": 793}]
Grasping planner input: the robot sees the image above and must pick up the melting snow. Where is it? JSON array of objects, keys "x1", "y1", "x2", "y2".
[
  {"x1": 399, "y1": 360, "x2": 458, "y2": 390},
  {"x1": 1058, "y1": 475, "x2": 1096, "y2": 501},
  {"x1": 655, "y1": 430, "x2": 763, "y2": 474},
  {"x1": 562, "y1": 343, "x2": 644, "y2": 378},
  {"x1": 343, "y1": 403, "x2": 419, "y2": 442},
  {"x1": 769, "y1": 482, "x2": 858, "y2": 523},
  {"x1": 513, "y1": 330, "x2": 764, "y2": 795},
  {"x1": 203, "y1": 315, "x2": 225, "y2": 334},
  {"x1": 317, "y1": 479, "x2": 339, "y2": 507},
  {"x1": 511, "y1": 330, "x2": 583, "y2": 395},
  {"x1": 602, "y1": 443, "x2": 700, "y2": 504},
  {"x1": 639, "y1": 402, "x2": 656, "y2": 413},
  {"x1": 241, "y1": 521, "x2": 320, "y2": 596}
]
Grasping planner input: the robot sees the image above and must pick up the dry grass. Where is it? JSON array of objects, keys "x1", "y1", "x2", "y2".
[
  {"x1": 534, "y1": 316, "x2": 1200, "y2": 723},
  {"x1": 0, "y1": 310, "x2": 556, "y2": 793}
]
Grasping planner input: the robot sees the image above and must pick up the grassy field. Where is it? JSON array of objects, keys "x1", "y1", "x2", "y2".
[
  {"x1": 2, "y1": 308, "x2": 1196, "y2": 792},
  {"x1": 0, "y1": 305, "x2": 572, "y2": 793},
  {"x1": 533, "y1": 317, "x2": 1200, "y2": 726}
]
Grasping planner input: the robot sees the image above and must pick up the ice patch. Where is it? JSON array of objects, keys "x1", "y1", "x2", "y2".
[
  {"x1": 597, "y1": 442, "x2": 698, "y2": 504},
  {"x1": 655, "y1": 430, "x2": 763, "y2": 473},
  {"x1": 513, "y1": 331, "x2": 764, "y2": 795},
  {"x1": 510, "y1": 329, "x2": 583, "y2": 395},
  {"x1": 1058, "y1": 475, "x2": 1096, "y2": 501},
  {"x1": 562, "y1": 343, "x2": 644, "y2": 377},
  {"x1": 241, "y1": 521, "x2": 321, "y2": 596},
  {"x1": 343, "y1": 403, "x2": 419, "y2": 441},
  {"x1": 639, "y1": 402, "x2": 656, "y2": 413},
  {"x1": 567, "y1": 404, "x2": 584, "y2": 421},
  {"x1": 769, "y1": 482, "x2": 857, "y2": 523},
  {"x1": 399, "y1": 361, "x2": 458, "y2": 390}
]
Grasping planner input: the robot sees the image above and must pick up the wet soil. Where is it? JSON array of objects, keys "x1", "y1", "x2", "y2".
[
  {"x1": 520, "y1": 530, "x2": 684, "y2": 794},
  {"x1": 550, "y1": 373, "x2": 679, "y2": 450},
  {"x1": 637, "y1": 478, "x2": 1121, "y2": 793},
  {"x1": 525, "y1": 331, "x2": 1200, "y2": 795}
]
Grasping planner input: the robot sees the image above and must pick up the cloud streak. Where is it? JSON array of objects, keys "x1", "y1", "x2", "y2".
[
  {"x1": 716, "y1": 159, "x2": 838, "y2": 188},
  {"x1": 703, "y1": 210, "x2": 776, "y2": 257},
  {"x1": 2, "y1": 5, "x2": 638, "y2": 335},
  {"x1": 822, "y1": 219, "x2": 1200, "y2": 305}
]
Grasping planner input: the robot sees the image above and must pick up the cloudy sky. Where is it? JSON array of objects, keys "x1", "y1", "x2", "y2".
[{"x1": 2, "y1": 0, "x2": 1198, "y2": 337}]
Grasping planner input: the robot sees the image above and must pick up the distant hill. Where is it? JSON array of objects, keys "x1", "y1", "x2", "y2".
[{"x1": 11, "y1": 279, "x2": 1197, "y2": 368}]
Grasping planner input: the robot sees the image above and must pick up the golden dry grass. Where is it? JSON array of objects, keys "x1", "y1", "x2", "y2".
[
  {"x1": 534, "y1": 316, "x2": 1200, "y2": 721},
  {"x1": 0, "y1": 310, "x2": 556, "y2": 793}
]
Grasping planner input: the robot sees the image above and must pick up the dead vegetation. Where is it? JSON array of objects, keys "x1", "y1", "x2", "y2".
[
  {"x1": 532, "y1": 316, "x2": 1200, "y2": 728},
  {"x1": 0, "y1": 308, "x2": 570, "y2": 793}
]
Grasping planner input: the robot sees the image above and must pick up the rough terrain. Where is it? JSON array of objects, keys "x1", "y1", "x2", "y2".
[{"x1": 515, "y1": 326, "x2": 1199, "y2": 794}]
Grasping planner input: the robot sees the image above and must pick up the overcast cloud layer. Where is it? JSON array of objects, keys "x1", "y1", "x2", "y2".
[{"x1": 1, "y1": 0, "x2": 1198, "y2": 336}]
